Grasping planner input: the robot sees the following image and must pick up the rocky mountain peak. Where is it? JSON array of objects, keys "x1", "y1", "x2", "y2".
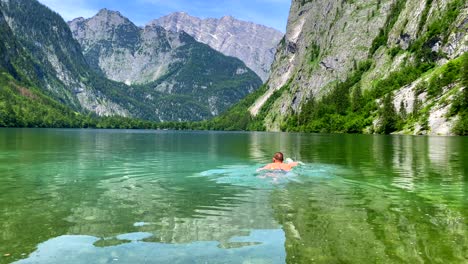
[
  {"x1": 220, "y1": 15, "x2": 235, "y2": 21},
  {"x1": 91, "y1": 8, "x2": 134, "y2": 28},
  {"x1": 68, "y1": 9, "x2": 141, "y2": 56},
  {"x1": 153, "y1": 12, "x2": 201, "y2": 32},
  {"x1": 96, "y1": 8, "x2": 124, "y2": 19},
  {"x1": 69, "y1": 17, "x2": 85, "y2": 24},
  {"x1": 171, "y1": 11, "x2": 190, "y2": 18}
]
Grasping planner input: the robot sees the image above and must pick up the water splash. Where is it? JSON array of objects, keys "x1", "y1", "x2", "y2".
[
  {"x1": 196, "y1": 165, "x2": 278, "y2": 188},
  {"x1": 195, "y1": 163, "x2": 346, "y2": 188}
]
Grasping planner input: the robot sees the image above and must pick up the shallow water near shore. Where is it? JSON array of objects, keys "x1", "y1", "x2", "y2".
[{"x1": 1, "y1": 129, "x2": 467, "y2": 263}]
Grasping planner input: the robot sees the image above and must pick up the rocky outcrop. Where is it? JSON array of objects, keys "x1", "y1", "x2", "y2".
[{"x1": 150, "y1": 12, "x2": 284, "y2": 82}]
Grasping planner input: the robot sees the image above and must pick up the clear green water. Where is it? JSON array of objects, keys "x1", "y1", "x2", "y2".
[{"x1": 0, "y1": 129, "x2": 467, "y2": 263}]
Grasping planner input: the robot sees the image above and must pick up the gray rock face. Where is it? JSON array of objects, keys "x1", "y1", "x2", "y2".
[
  {"x1": 250, "y1": 0, "x2": 391, "y2": 122},
  {"x1": 250, "y1": 0, "x2": 467, "y2": 134},
  {"x1": 150, "y1": 12, "x2": 284, "y2": 82}
]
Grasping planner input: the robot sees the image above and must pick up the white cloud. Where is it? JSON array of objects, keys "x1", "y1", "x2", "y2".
[{"x1": 38, "y1": 0, "x2": 98, "y2": 21}]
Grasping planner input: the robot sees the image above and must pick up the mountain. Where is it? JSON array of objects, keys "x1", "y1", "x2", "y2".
[
  {"x1": 213, "y1": 0, "x2": 468, "y2": 135},
  {"x1": 68, "y1": 9, "x2": 262, "y2": 119},
  {"x1": 150, "y1": 12, "x2": 284, "y2": 82},
  {"x1": 0, "y1": 0, "x2": 261, "y2": 124}
]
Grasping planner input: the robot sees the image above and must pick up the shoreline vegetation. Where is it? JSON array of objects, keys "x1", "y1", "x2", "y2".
[{"x1": 1, "y1": 51, "x2": 467, "y2": 136}]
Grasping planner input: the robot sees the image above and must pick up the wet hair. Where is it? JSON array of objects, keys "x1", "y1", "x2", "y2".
[{"x1": 274, "y1": 152, "x2": 284, "y2": 162}]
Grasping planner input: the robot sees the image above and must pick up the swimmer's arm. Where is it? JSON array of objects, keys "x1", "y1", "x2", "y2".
[
  {"x1": 257, "y1": 164, "x2": 273, "y2": 171},
  {"x1": 289, "y1": 162, "x2": 299, "y2": 167},
  {"x1": 285, "y1": 162, "x2": 300, "y2": 170}
]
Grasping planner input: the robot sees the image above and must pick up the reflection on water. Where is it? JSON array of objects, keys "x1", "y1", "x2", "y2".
[
  {"x1": 0, "y1": 129, "x2": 467, "y2": 263},
  {"x1": 16, "y1": 229, "x2": 286, "y2": 264},
  {"x1": 272, "y1": 134, "x2": 468, "y2": 263}
]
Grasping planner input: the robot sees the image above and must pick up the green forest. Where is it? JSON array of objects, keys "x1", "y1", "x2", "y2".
[{"x1": 0, "y1": 71, "x2": 169, "y2": 130}]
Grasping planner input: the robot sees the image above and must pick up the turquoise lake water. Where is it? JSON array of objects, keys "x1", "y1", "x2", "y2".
[{"x1": 0, "y1": 128, "x2": 467, "y2": 263}]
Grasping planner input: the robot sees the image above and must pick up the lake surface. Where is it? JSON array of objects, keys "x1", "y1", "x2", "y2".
[{"x1": 0, "y1": 129, "x2": 467, "y2": 263}]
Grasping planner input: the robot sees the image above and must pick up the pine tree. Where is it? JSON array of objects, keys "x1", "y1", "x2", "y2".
[
  {"x1": 412, "y1": 93, "x2": 421, "y2": 118},
  {"x1": 4, "y1": 99, "x2": 15, "y2": 127},
  {"x1": 299, "y1": 96, "x2": 315, "y2": 125},
  {"x1": 379, "y1": 94, "x2": 398, "y2": 134},
  {"x1": 399, "y1": 100, "x2": 407, "y2": 119},
  {"x1": 352, "y1": 86, "x2": 363, "y2": 112}
]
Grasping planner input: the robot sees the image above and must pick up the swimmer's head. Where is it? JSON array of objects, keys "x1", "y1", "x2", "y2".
[{"x1": 273, "y1": 152, "x2": 284, "y2": 163}]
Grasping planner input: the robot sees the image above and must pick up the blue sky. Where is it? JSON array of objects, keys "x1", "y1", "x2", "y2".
[{"x1": 38, "y1": 0, "x2": 291, "y2": 32}]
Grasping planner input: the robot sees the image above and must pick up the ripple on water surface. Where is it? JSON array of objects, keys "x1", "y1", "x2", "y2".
[{"x1": 194, "y1": 163, "x2": 348, "y2": 188}]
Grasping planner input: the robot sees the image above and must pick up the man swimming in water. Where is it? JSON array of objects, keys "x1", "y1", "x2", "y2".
[{"x1": 259, "y1": 152, "x2": 299, "y2": 171}]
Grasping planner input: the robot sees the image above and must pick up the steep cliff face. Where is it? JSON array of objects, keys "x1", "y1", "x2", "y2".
[
  {"x1": 250, "y1": 0, "x2": 389, "y2": 117},
  {"x1": 249, "y1": 0, "x2": 467, "y2": 135},
  {"x1": 150, "y1": 12, "x2": 284, "y2": 82},
  {"x1": 69, "y1": 10, "x2": 262, "y2": 119}
]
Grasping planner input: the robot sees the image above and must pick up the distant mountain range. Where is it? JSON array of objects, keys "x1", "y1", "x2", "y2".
[
  {"x1": 0, "y1": 0, "x2": 264, "y2": 122},
  {"x1": 68, "y1": 9, "x2": 262, "y2": 119},
  {"x1": 68, "y1": 10, "x2": 283, "y2": 84},
  {"x1": 150, "y1": 12, "x2": 284, "y2": 81}
]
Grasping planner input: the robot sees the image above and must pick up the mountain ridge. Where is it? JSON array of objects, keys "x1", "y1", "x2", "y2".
[
  {"x1": 68, "y1": 8, "x2": 262, "y2": 120},
  {"x1": 150, "y1": 11, "x2": 284, "y2": 81}
]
